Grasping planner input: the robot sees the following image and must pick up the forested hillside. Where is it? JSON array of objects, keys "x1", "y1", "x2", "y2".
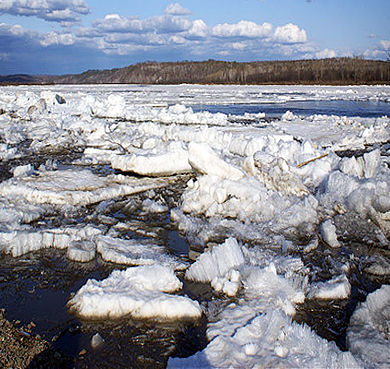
[{"x1": 2, "y1": 58, "x2": 390, "y2": 85}]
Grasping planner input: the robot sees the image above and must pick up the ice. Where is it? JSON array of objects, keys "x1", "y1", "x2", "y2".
[
  {"x1": 95, "y1": 234, "x2": 186, "y2": 270},
  {"x1": 245, "y1": 151, "x2": 308, "y2": 196},
  {"x1": 188, "y1": 142, "x2": 244, "y2": 180},
  {"x1": 169, "y1": 278, "x2": 358, "y2": 369},
  {"x1": 169, "y1": 306, "x2": 360, "y2": 368},
  {"x1": 91, "y1": 333, "x2": 104, "y2": 349},
  {"x1": 141, "y1": 198, "x2": 168, "y2": 213},
  {"x1": 340, "y1": 148, "x2": 381, "y2": 179},
  {"x1": 67, "y1": 240, "x2": 96, "y2": 262},
  {"x1": 186, "y1": 237, "x2": 245, "y2": 284},
  {"x1": 110, "y1": 141, "x2": 192, "y2": 176},
  {"x1": 365, "y1": 255, "x2": 390, "y2": 276},
  {"x1": 67, "y1": 264, "x2": 202, "y2": 320},
  {"x1": 320, "y1": 219, "x2": 341, "y2": 248},
  {"x1": 0, "y1": 168, "x2": 173, "y2": 207},
  {"x1": 307, "y1": 274, "x2": 351, "y2": 300},
  {"x1": 0, "y1": 224, "x2": 102, "y2": 257},
  {"x1": 12, "y1": 164, "x2": 35, "y2": 177},
  {"x1": 1, "y1": 84, "x2": 390, "y2": 366},
  {"x1": 347, "y1": 284, "x2": 390, "y2": 368}
]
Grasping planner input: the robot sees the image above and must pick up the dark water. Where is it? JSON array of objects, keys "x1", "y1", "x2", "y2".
[{"x1": 192, "y1": 100, "x2": 390, "y2": 118}]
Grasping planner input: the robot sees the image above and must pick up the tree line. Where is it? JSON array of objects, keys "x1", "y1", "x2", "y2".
[{"x1": 2, "y1": 58, "x2": 390, "y2": 85}]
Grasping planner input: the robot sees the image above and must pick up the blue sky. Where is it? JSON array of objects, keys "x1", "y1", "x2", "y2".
[{"x1": 0, "y1": 0, "x2": 389, "y2": 75}]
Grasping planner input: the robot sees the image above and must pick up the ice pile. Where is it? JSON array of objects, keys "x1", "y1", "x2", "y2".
[
  {"x1": 169, "y1": 238, "x2": 359, "y2": 368},
  {"x1": 169, "y1": 306, "x2": 360, "y2": 368},
  {"x1": 0, "y1": 84, "x2": 390, "y2": 366},
  {"x1": 347, "y1": 284, "x2": 390, "y2": 368},
  {"x1": 68, "y1": 264, "x2": 202, "y2": 320}
]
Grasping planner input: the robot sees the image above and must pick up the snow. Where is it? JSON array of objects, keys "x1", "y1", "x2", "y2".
[
  {"x1": 67, "y1": 264, "x2": 202, "y2": 320},
  {"x1": 0, "y1": 83, "x2": 389, "y2": 366}
]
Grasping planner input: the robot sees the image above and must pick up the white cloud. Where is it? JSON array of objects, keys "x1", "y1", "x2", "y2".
[
  {"x1": 94, "y1": 15, "x2": 145, "y2": 33},
  {"x1": 361, "y1": 40, "x2": 390, "y2": 60},
  {"x1": 274, "y1": 23, "x2": 307, "y2": 44},
  {"x1": 316, "y1": 48, "x2": 337, "y2": 59},
  {"x1": 164, "y1": 3, "x2": 191, "y2": 16},
  {"x1": 231, "y1": 42, "x2": 247, "y2": 50},
  {"x1": 0, "y1": 0, "x2": 90, "y2": 23},
  {"x1": 187, "y1": 19, "x2": 209, "y2": 38},
  {"x1": 40, "y1": 31, "x2": 76, "y2": 46},
  {"x1": 169, "y1": 35, "x2": 186, "y2": 44},
  {"x1": 151, "y1": 14, "x2": 192, "y2": 34},
  {"x1": 93, "y1": 13, "x2": 192, "y2": 35},
  {"x1": 1, "y1": 4, "x2": 330, "y2": 73},
  {"x1": 0, "y1": 22, "x2": 25, "y2": 36},
  {"x1": 212, "y1": 20, "x2": 273, "y2": 38},
  {"x1": 379, "y1": 40, "x2": 390, "y2": 50}
]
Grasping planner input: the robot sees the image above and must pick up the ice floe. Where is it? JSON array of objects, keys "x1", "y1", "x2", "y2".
[
  {"x1": 95, "y1": 234, "x2": 187, "y2": 270},
  {"x1": 67, "y1": 264, "x2": 202, "y2": 320},
  {"x1": 0, "y1": 167, "x2": 173, "y2": 207}
]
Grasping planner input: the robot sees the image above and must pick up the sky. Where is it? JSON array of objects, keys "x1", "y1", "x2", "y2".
[{"x1": 0, "y1": 0, "x2": 389, "y2": 75}]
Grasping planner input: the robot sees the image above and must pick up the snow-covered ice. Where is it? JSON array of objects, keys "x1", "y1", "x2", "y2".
[
  {"x1": 67, "y1": 264, "x2": 202, "y2": 320},
  {"x1": 0, "y1": 83, "x2": 389, "y2": 367}
]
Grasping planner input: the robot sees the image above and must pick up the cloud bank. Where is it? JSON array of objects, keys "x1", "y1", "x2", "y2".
[
  {"x1": 0, "y1": 1, "x2": 386, "y2": 74},
  {"x1": 0, "y1": 0, "x2": 90, "y2": 24}
]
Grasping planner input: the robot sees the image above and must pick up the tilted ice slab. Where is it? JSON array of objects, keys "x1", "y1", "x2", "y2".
[
  {"x1": 347, "y1": 284, "x2": 390, "y2": 368},
  {"x1": 95, "y1": 234, "x2": 187, "y2": 271},
  {"x1": 186, "y1": 238, "x2": 245, "y2": 297},
  {"x1": 188, "y1": 142, "x2": 245, "y2": 180},
  {"x1": 0, "y1": 168, "x2": 173, "y2": 207},
  {"x1": 185, "y1": 238, "x2": 305, "y2": 308},
  {"x1": 67, "y1": 264, "x2": 202, "y2": 320},
  {"x1": 110, "y1": 141, "x2": 192, "y2": 176}
]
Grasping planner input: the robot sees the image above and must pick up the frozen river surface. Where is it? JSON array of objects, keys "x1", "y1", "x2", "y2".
[{"x1": 0, "y1": 84, "x2": 390, "y2": 368}]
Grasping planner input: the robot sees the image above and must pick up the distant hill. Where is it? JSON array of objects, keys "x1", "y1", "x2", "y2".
[
  {"x1": 0, "y1": 74, "x2": 47, "y2": 85},
  {"x1": 2, "y1": 58, "x2": 390, "y2": 85}
]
